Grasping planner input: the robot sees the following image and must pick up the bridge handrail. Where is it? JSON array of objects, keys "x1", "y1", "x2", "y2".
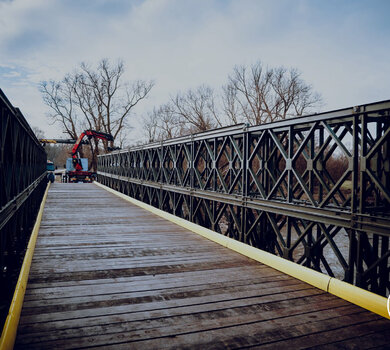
[
  {"x1": 97, "y1": 100, "x2": 390, "y2": 297},
  {"x1": 0, "y1": 89, "x2": 47, "y2": 328}
]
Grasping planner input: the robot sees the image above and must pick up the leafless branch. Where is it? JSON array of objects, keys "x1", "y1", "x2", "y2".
[{"x1": 40, "y1": 59, "x2": 154, "y2": 170}]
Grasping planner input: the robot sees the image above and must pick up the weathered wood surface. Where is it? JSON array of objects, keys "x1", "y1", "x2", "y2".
[{"x1": 15, "y1": 183, "x2": 390, "y2": 349}]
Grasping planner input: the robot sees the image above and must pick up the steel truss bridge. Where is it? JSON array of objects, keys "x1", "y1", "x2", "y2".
[
  {"x1": 98, "y1": 100, "x2": 390, "y2": 297},
  {"x1": 1, "y1": 86, "x2": 390, "y2": 348}
]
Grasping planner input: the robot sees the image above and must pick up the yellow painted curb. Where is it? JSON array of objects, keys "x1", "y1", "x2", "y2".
[
  {"x1": 0, "y1": 182, "x2": 50, "y2": 350},
  {"x1": 95, "y1": 181, "x2": 390, "y2": 320},
  {"x1": 329, "y1": 278, "x2": 389, "y2": 319}
]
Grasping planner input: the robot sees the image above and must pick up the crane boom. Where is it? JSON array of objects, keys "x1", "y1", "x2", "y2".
[
  {"x1": 39, "y1": 138, "x2": 89, "y2": 145},
  {"x1": 71, "y1": 130, "x2": 114, "y2": 158}
]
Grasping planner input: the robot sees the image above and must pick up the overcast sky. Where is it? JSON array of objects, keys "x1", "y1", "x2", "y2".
[{"x1": 0, "y1": 0, "x2": 389, "y2": 142}]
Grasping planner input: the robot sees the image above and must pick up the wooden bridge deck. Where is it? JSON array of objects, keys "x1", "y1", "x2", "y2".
[{"x1": 15, "y1": 183, "x2": 390, "y2": 349}]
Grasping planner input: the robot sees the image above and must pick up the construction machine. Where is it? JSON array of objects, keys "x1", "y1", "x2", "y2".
[
  {"x1": 40, "y1": 130, "x2": 116, "y2": 183},
  {"x1": 65, "y1": 130, "x2": 115, "y2": 183}
]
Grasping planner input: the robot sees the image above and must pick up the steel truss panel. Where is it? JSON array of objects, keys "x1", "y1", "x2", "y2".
[
  {"x1": 0, "y1": 89, "x2": 47, "y2": 327},
  {"x1": 98, "y1": 100, "x2": 390, "y2": 297}
]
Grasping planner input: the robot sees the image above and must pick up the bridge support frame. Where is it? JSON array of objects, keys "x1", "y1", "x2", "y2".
[{"x1": 97, "y1": 100, "x2": 390, "y2": 297}]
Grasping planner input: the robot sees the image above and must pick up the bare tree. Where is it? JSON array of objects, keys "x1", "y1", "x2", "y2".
[
  {"x1": 141, "y1": 61, "x2": 322, "y2": 143},
  {"x1": 142, "y1": 103, "x2": 182, "y2": 142},
  {"x1": 40, "y1": 59, "x2": 154, "y2": 170},
  {"x1": 143, "y1": 109, "x2": 159, "y2": 143},
  {"x1": 40, "y1": 79, "x2": 79, "y2": 139},
  {"x1": 224, "y1": 62, "x2": 322, "y2": 125},
  {"x1": 221, "y1": 83, "x2": 242, "y2": 125},
  {"x1": 156, "y1": 103, "x2": 181, "y2": 139},
  {"x1": 76, "y1": 60, "x2": 154, "y2": 144},
  {"x1": 171, "y1": 85, "x2": 222, "y2": 134}
]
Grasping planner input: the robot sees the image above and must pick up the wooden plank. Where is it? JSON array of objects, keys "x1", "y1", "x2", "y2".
[
  {"x1": 88, "y1": 312, "x2": 385, "y2": 350},
  {"x1": 15, "y1": 183, "x2": 390, "y2": 349},
  {"x1": 301, "y1": 329, "x2": 390, "y2": 350},
  {"x1": 25, "y1": 260, "x2": 256, "y2": 285},
  {"x1": 18, "y1": 289, "x2": 326, "y2": 334},
  {"x1": 20, "y1": 280, "x2": 314, "y2": 320},
  {"x1": 17, "y1": 308, "x2": 378, "y2": 349},
  {"x1": 25, "y1": 265, "x2": 283, "y2": 289},
  {"x1": 251, "y1": 317, "x2": 390, "y2": 350},
  {"x1": 24, "y1": 270, "x2": 295, "y2": 301},
  {"x1": 16, "y1": 296, "x2": 352, "y2": 347},
  {"x1": 20, "y1": 282, "x2": 315, "y2": 323}
]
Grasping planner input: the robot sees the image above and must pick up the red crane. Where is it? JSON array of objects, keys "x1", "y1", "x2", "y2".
[
  {"x1": 70, "y1": 130, "x2": 114, "y2": 172},
  {"x1": 40, "y1": 129, "x2": 117, "y2": 183}
]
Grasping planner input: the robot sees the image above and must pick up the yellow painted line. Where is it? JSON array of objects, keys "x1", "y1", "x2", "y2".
[
  {"x1": 0, "y1": 183, "x2": 50, "y2": 350},
  {"x1": 95, "y1": 181, "x2": 389, "y2": 319}
]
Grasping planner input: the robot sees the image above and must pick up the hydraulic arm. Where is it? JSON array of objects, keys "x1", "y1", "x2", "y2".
[{"x1": 71, "y1": 130, "x2": 114, "y2": 158}]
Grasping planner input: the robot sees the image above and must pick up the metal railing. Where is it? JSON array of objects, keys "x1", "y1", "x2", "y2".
[
  {"x1": 97, "y1": 100, "x2": 390, "y2": 297},
  {"x1": 0, "y1": 89, "x2": 47, "y2": 326}
]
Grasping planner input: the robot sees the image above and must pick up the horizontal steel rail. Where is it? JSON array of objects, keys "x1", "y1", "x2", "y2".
[
  {"x1": 0, "y1": 173, "x2": 46, "y2": 232},
  {"x1": 98, "y1": 100, "x2": 390, "y2": 297},
  {"x1": 0, "y1": 89, "x2": 47, "y2": 329}
]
